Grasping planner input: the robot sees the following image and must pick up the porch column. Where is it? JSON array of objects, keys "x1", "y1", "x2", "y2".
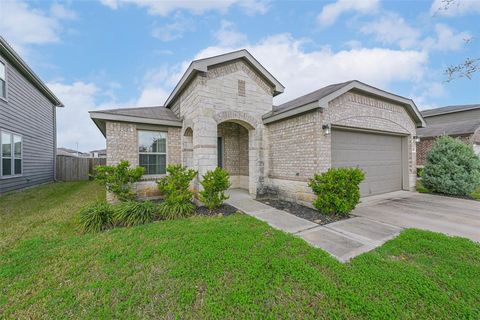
[{"x1": 192, "y1": 116, "x2": 218, "y2": 192}]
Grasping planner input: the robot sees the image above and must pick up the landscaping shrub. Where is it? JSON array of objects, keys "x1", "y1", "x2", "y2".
[
  {"x1": 423, "y1": 136, "x2": 480, "y2": 197},
  {"x1": 308, "y1": 167, "x2": 365, "y2": 216},
  {"x1": 79, "y1": 201, "x2": 115, "y2": 233},
  {"x1": 157, "y1": 165, "x2": 197, "y2": 219},
  {"x1": 114, "y1": 201, "x2": 159, "y2": 227},
  {"x1": 94, "y1": 160, "x2": 144, "y2": 201},
  {"x1": 199, "y1": 167, "x2": 231, "y2": 210}
]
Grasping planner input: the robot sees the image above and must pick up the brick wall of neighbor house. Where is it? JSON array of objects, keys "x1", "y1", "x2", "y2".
[
  {"x1": 417, "y1": 134, "x2": 473, "y2": 165},
  {"x1": 264, "y1": 92, "x2": 417, "y2": 207},
  {"x1": 106, "y1": 121, "x2": 181, "y2": 201}
]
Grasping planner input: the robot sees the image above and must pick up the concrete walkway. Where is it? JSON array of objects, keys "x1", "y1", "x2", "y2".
[{"x1": 226, "y1": 189, "x2": 402, "y2": 262}]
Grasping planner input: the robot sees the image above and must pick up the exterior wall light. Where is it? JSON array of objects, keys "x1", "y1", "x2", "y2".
[
  {"x1": 414, "y1": 135, "x2": 421, "y2": 143},
  {"x1": 322, "y1": 124, "x2": 331, "y2": 135}
]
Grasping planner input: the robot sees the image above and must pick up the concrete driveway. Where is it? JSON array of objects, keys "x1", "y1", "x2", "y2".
[{"x1": 353, "y1": 191, "x2": 480, "y2": 242}]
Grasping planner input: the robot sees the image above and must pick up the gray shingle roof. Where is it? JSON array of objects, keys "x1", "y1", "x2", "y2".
[
  {"x1": 417, "y1": 119, "x2": 480, "y2": 138},
  {"x1": 421, "y1": 104, "x2": 480, "y2": 117},
  {"x1": 97, "y1": 106, "x2": 181, "y2": 122},
  {"x1": 270, "y1": 80, "x2": 354, "y2": 116}
]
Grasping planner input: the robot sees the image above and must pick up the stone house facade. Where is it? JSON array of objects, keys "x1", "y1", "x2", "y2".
[
  {"x1": 416, "y1": 104, "x2": 480, "y2": 166},
  {"x1": 90, "y1": 50, "x2": 425, "y2": 204}
]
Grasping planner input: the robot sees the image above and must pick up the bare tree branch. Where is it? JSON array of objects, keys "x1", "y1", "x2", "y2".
[{"x1": 445, "y1": 58, "x2": 480, "y2": 82}]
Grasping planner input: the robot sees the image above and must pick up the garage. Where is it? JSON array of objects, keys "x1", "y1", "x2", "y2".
[{"x1": 332, "y1": 128, "x2": 404, "y2": 197}]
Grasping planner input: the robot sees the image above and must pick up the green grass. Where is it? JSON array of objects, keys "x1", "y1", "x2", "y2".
[
  {"x1": 416, "y1": 179, "x2": 480, "y2": 200},
  {"x1": 1, "y1": 182, "x2": 480, "y2": 319},
  {"x1": 471, "y1": 186, "x2": 480, "y2": 201},
  {"x1": 416, "y1": 179, "x2": 430, "y2": 193}
]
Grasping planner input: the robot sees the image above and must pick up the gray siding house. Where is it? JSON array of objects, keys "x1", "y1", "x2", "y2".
[
  {"x1": 0, "y1": 37, "x2": 63, "y2": 194},
  {"x1": 91, "y1": 50, "x2": 424, "y2": 204}
]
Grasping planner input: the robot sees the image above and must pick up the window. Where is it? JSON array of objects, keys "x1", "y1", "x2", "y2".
[
  {"x1": 1, "y1": 131, "x2": 22, "y2": 177},
  {"x1": 0, "y1": 61, "x2": 5, "y2": 99},
  {"x1": 138, "y1": 130, "x2": 166, "y2": 175}
]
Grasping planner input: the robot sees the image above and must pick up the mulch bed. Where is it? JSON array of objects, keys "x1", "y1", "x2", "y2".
[
  {"x1": 195, "y1": 203, "x2": 239, "y2": 216},
  {"x1": 152, "y1": 199, "x2": 239, "y2": 217},
  {"x1": 257, "y1": 198, "x2": 350, "y2": 225}
]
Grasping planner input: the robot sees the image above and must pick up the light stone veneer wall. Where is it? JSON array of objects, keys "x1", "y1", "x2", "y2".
[
  {"x1": 173, "y1": 59, "x2": 274, "y2": 195},
  {"x1": 106, "y1": 121, "x2": 181, "y2": 201},
  {"x1": 264, "y1": 91, "x2": 417, "y2": 207}
]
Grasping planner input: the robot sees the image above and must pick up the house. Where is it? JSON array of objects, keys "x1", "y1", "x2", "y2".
[
  {"x1": 417, "y1": 104, "x2": 480, "y2": 165},
  {"x1": 89, "y1": 148, "x2": 107, "y2": 158},
  {"x1": 90, "y1": 50, "x2": 424, "y2": 204},
  {"x1": 57, "y1": 147, "x2": 91, "y2": 158},
  {"x1": 0, "y1": 37, "x2": 63, "y2": 194}
]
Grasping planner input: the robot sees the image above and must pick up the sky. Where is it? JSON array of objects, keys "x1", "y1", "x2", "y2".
[{"x1": 1, "y1": 0, "x2": 479, "y2": 152}]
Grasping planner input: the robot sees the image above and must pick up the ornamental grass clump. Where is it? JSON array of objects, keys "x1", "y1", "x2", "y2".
[
  {"x1": 199, "y1": 167, "x2": 231, "y2": 210},
  {"x1": 114, "y1": 201, "x2": 159, "y2": 227},
  {"x1": 94, "y1": 160, "x2": 144, "y2": 201},
  {"x1": 423, "y1": 136, "x2": 480, "y2": 197},
  {"x1": 79, "y1": 201, "x2": 115, "y2": 233},
  {"x1": 308, "y1": 167, "x2": 365, "y2": 216},
  {"x1": 157, "y1": 165, "x2": 197, "y2": 220}
]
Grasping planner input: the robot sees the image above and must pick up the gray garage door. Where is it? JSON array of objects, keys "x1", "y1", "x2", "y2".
[{"x1": 332, "y1": 129, "x2": 403, "y2": 197}]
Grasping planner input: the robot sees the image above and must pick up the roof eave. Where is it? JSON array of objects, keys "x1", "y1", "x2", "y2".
[
  {"x1": 0, "y1": 37, "x2": 64, "y2": 107},
  {"x1": 263, "y1": 80, "x2": 426, "y2": 127},
  {"x1": 89, "y1": 111, "x2": 183, "y2": 136}
]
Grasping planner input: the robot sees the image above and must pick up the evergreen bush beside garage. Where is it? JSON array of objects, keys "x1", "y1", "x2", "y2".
[{"x1": 422, "y1": 136, "x2": 480, "y2": 197}]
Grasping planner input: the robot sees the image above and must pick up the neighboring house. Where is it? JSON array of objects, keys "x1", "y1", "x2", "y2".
[
  {"x1": 90, "y1": 148, "x2": 107, "y2": 158},
  {"x1": 0, "y1": 37, "x2": 63, "y2": 194},
  {"x1": 90, "y1": 50, "x2": 424, "y2": 204},
  {"x1": 57, "y1": 147, "x2": 91, "y2": 158},
  {"x1": 417, "y1": 104, "x2": 480, "y2": 165}
]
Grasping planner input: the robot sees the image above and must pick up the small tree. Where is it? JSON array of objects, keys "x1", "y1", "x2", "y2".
[
  {"x1": 423, "y1": 136, "x2": 480, "y2": 196},
  {"x1": 157, "y1": 165, "x2": 197, "y2": 219},
  {"x1": 199, "y1": 167, "x2": 231, "y2": 210},
  {"x1": 308, "y1": 168, "x2": 365, "y2": 216},
  {"x1": 94, "y1": 160, "x2": 144, "y2": 201}
]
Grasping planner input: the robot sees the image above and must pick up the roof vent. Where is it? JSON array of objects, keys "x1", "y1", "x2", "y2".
[{"x1": 238, "y1": 80, "x2": 246, "y2": 97}]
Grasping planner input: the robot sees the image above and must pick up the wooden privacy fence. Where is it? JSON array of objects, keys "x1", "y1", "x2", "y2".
[{"x1": 56, "y1": 155, "x2": 106, "y2": 181}]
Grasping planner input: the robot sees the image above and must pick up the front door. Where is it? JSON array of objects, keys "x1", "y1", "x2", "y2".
[{"x1": 217, "y1": 137, "x2": 223, "y2": 168}]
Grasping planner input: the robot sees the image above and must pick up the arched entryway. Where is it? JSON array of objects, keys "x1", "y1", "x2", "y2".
[
  {"x1": 182, "y1": 127, "x2": 193, "y2": 168},
  {"x1": 217, "y1": 121, "x2": 250, "y2": 190}
]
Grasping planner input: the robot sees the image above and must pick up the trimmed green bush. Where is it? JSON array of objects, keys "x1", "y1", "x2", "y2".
[
  {"x1": 114, "y1": 201, "x2": 159, "y2": 227},
  {"x1": 199, "y1": 167, "x2": 231, "y2": 210},
  {"x1": 423, "y1": 136, "x2": 480, "y2": 197},
  {"x1": 308, "y1": 167, "x2": 365, "y2": 216},
  {"x1": 157, "y1": 165, "x2": 197, "y2": 219},
  {"x1": 79, "y1": 201, "x2": 115, "y2": 233},
  {"x1": 94, "y1": 160, "x2": 144, "y2": 201}
]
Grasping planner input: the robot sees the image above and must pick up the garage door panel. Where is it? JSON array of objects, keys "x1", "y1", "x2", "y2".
[{"x1": 332, "y1": 129, "x2": 403, "y2": 197}]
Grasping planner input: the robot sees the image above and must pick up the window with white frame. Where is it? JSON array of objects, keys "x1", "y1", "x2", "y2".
[
  {"x1": 0, "y1": 61, "x2": 6, "y2": 99},
  {"x1": 1, "y1": 131, "x2": 22, "y2": 177},
  {"x1": 138, "y1": 130, "x2": 166, "y2": 175}
]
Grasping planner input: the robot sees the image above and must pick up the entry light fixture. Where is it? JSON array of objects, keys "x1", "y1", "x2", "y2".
[
  {"x1": 414, "y1": 135, "x2": 421, "y2": 143},
  {"x1": 322, "y1": 124, "x2": 331, "y2": 135}
]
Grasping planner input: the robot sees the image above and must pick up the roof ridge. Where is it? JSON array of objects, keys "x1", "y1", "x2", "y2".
[
  {"x1": 98, "y1": 105, "x2": 165, "y2": 112},
  {"x1": 275, "y1": 80, "x2": 354, "y2": 109}
]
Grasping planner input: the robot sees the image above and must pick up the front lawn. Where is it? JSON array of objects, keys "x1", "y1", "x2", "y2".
[{"x1": 1, "y1": 182, "x2": 479, "y2": 319}]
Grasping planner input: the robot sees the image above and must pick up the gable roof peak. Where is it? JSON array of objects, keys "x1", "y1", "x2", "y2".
[{"x1": 164, "y1": 49, "x2": 284, "y2": 107}]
